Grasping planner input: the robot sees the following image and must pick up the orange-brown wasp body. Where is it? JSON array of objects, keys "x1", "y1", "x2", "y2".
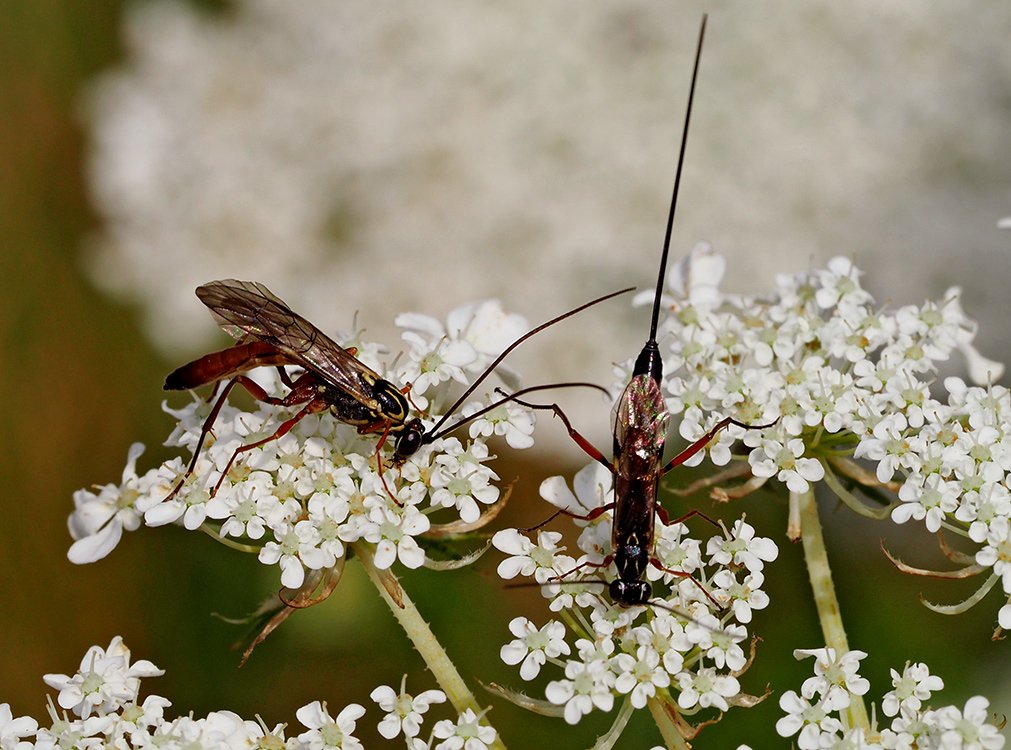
[{"x1": 165, "y1": 279, "x2": 631, "y2": 500}]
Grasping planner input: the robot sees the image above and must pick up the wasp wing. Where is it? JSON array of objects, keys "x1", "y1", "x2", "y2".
[
  {"x1": 613, "y1": 374, "x2": 669, "y2": 480},
  {"x1": 195, "y1": 279, "x2": 379, "y2": 402}
]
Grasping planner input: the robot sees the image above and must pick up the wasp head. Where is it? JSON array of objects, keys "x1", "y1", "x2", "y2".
[
  {"x1": 609, "y1": 579, "x2": 652, "y2": 607},
  {"x1": 392, "y1": 418, "x2": 426, "y2": 466}
]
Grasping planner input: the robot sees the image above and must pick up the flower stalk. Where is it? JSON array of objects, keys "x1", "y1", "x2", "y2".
[
  {"x1": 793, "y1": 489, "x2": 870, "y2": 733},
  {"x1": 646, "y1": 697, "x2": 690, "y2": 750},
  {"x1": 354, "y1": 542, "x2": 506, "y2": 750}
]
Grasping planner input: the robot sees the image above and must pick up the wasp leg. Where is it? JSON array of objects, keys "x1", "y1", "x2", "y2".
[
  {"x1": 655, "y1": 506, "x2": 719, "y2": 529},
  {"x1": 276, "y1": 366, "x2": 296, "y2": 388},
  {"x1": 494, "y1": 388, "x2": 611, "y2": 470},
  {"x1": 167, "y1": 372, "x2": 319, "y2": 501},
  {"x1": 165, "y1": 378, "x2": 241, "y2": 502},
  {"x1": 544, "y1": 554, "x2": 614, "y2": 582},
  {"x1": 519, "y1": 502, "x2": 616, "y2": 534},
  {"x1": 648, "y1": 557, "x2": 723, "y2": 610},
  {"x1": 661, "y1": 415, "x2": 777, "y2": 475},
  {"x1": 399, "y1": 382, "x2": 428, "y2": 417},
  {"x1": 371, "y1": 423, "x2": 405, "y2": 507},
  {"x1": 212, "y1": 398, "x2": 328, "y2": 496}
]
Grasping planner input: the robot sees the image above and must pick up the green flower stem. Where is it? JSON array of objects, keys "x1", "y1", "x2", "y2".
[
  {"x1": 354, "y1": 543, "x2": 506, "y2": 750},
  {"x1": 199, "y1": 525, "x2": 261, "y2": 553},
  {"x1": 793, "y1": 489, "x2": 870, "y2": 733},
  {"x1": 647, "y1": 697, "x2": 690, "y2": 750}
]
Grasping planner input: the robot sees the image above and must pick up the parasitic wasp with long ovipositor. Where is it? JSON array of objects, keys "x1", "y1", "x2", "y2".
[
  {"x1": 500, "y1": 14, "x2": 774, "y2": 609},
  {"x1": 162, "y1": 279, "x2": 632, "y2": 502}
]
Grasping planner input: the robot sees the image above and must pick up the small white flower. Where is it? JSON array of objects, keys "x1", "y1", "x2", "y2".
[
  {"x1": 881, "y1": 663, "x2": 944, "y2": 718},
  {"x1": 794, "y1": 648, "x2": 870, "y2": 705},
  {"x1": 295, "y1": 701, "x2": 366, "y2": 750},
  {"x1": 106, "y1": 694, "x2": 173, "y2": 746},
  {"x1": 0, "y1": 704, "x2": 38, "y2": 750},
  {"x1": 892, "y1": 474, "x2": 960, "y2": 533},
  {"x1": 711, "y1": 569, "x2": 770, "y2": 624},
  {"x1": 693, "y1": 620, "x2": 747, "y2": 672},
  {"x1": 815, "y1": 257, "x2": 873, "y2": 311},
  {"x1": 632, "y1": 615, "x2": 689, "y2": 675},
  {"x1": 492, "y1": 529, "x2": 566, "y2": 582},
  {"x1": 775, "y1": 690, "x2": 846, "y2": 749},
  {"x1": 369, "y1": 501, "x2": 430, "y2": 570},
  {"x1": 675, "y1": 666, "x2": 740, "y2": 712},
  {"x1": 706, "y1": 519, "x2": 779, "y2": 573},
  {"x1": 397, "y1": 332, "x2": 476, "y2": 396},
  {"x1": 465, "y1": 399, "x2": 536, "y2": 450},
  {"x1": 430, "y1": 461, "x2": 499, "y2": 524},
  {"x1": 749, "y1": 437, "x2": 825, "y2": 493},
  {"x1": 431, "y1": 708, "x2": 497, "y2": 750},
  {"x1": 612, "y1": 646, "x2": 670, "y2": 709},
  {"x1": 545, "y1": 659, "x2": 615, "y2": 725},
  {"x1": 68, "y1": 443, "x2": 157, "y2": 564},
  {"x1": 258, "y1": 521, "x2": 325, "y2": 589},
  {"x1": 305, "y1": 490, "x2": 352, "y2": 567},
  {"x1": 975, "y1": 517, "x2": 1011, "y2": 593},
  {"x1": 647, "y1": 521, "x2": 703, "y2": 583},
  {"x1": 500, "y1": 618, "x2": 570, "y2": 681},
  {"x1": 43, "y1": 636, "x2": 162, "y2": 720},
  {"x1": 933, "y1": 696, "x2": 1005, "y2": 750},
  {"x1": 370, "y1": 680, "x2": 446, "y2": 740}
]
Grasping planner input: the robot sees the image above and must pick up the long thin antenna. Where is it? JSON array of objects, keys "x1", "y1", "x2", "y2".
[
  {"x1": 648, "y1": 13, "x2": 707, "y2": 343},
  {"x1": 424, "y1": 286, "x2": 634, "y2": 441}
]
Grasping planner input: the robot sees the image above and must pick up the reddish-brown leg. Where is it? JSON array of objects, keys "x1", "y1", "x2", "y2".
[
  {"x1": 166, "y1": 372, "x2": 320, "y2": 501},
  {"x1": 661, "y1": 415, "x2": 776, "y2": 475},
  {"x1": 400, "y1": 382, "x2": 427, "y2": 417},
  {"x1": 212, "y1": 398, "x2": 329, "y2": 495},
  {"x1": 545, "y1": 554, "x2": 614, "y2": 583},
  {"x1": 648, "y1": 557, "x2": 723, "y2": 610},
  {"x1": 658, "y1": 507, "x2": 719, "y2": 528},
  {"x1": 519, "y1": 502, "x2": 616, "y2": 533},
  {"x1": 494, "y1": 388, "x2": 611, "y2": 470},
  {"x1": 371, "y1": 423, "x2": 404, "y2": 507}
]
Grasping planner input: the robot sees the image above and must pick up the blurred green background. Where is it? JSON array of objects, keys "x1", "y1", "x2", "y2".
[{"x1": 2, "y1": 2, "x2": 1008, "y2": 748}]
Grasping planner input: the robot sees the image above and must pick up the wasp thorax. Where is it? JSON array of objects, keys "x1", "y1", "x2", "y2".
[
  {"x1": 372, "y1": 379, "x2": 409, "y2": 422},
  {"x1": 614, "y1": 539, "x2": 648, "y2": 581}
]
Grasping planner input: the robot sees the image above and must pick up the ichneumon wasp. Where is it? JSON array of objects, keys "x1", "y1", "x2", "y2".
[
  {"x1": 163, "y1": 278, "x2": 631, "y2": 501},
  {"x1": 503, "y1": 15, "x2": 773, "y2": 608}
]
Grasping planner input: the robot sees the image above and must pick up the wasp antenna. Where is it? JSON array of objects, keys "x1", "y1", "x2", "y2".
[
  {"x1": 649, "y1": 13, "x2": 707, "y2": 344},
  {"x1": 503, "y1": 578, "x2": 609, "y2": 591},
  {"x1": 426, "y1": 381, "x2": 609, "y2": 442},
  {"x1": 424, "y1": 286, "x2": 635, "y2": 440}
]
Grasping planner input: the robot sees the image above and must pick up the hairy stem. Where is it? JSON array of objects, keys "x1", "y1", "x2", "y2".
[
  {"x1": 793, "y1": 489, "x2": 870, "y2": 733},
  {"x1": 647, "y1": 697, "x2": 690, "y2": 750},
  {"x1": 354, "y1": 543, "x2": 506, "y2": 750}
]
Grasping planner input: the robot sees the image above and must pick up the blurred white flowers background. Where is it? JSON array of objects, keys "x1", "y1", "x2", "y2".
[{"x1": 83, "y1": 1, "x2": 1011, "y2": 429}]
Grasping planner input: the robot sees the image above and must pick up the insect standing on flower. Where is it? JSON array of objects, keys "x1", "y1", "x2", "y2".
[
  {"x1": 163, "y1": 279, "x2": 631, "y2": 501},
  {"x1": 504, "y1": 15, "x2": 772, "y2": 607}
]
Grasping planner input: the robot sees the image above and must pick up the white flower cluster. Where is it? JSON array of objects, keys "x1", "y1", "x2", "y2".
[
  {"x1": 82, "y1": 0, "x2": 1011, "y2": 379},
  {"x1": 776, "y1": 648, "x2": 1005, "y2": 749},
  {"x1": 68, "y1": 301, "x2": 536, "y2": 593},
  {"x1": 1, "y1": 637, "x2": 497, "y2": 750},
  {"x1": 642, "y1": 246, "x2": 1010, "y2": 625},
  {"x1": 493, "y1": 461, "x2": 777, "y2": 732}
]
